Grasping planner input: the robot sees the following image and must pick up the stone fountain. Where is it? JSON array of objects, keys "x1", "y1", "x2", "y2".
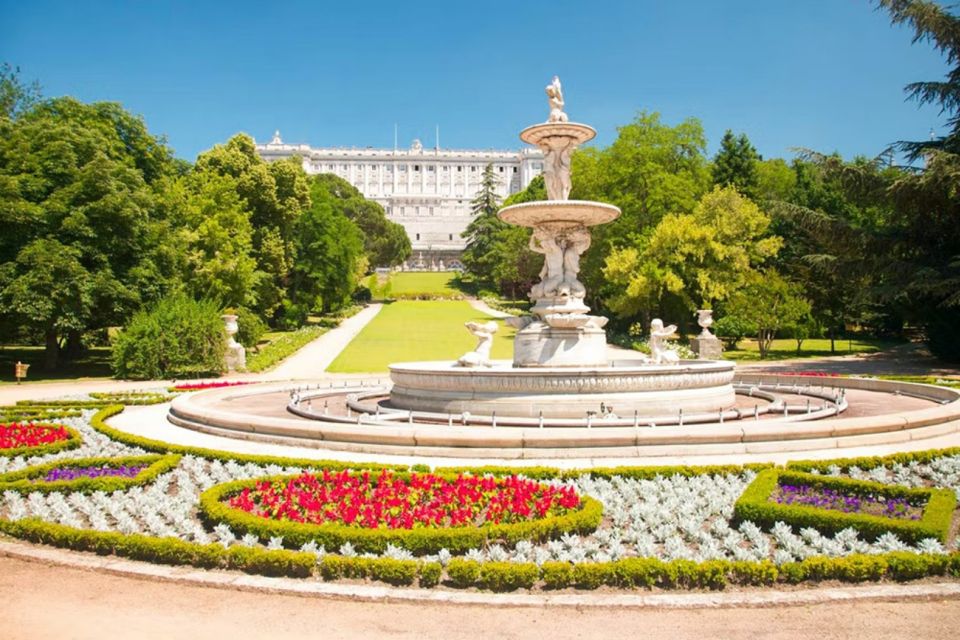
[{"x1": 387, "y1": 77, "x2": 737, "y2": 418}]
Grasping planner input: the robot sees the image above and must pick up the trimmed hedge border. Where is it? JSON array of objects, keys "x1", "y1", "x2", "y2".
[
  {"x1": 198, "y1": 473, "x2": 603, "y2": 555},
  {"x1": 1, "y1": 518, "x2": 958, "y2": 591},
  {"x1": 0, "y1": 409, "x2": 82, "y2": 422},
  {"x1": 733, "y1": 469, "x2": 956, "y2": 544},
  {"x1": 0, "y1": 453, "x2": 182, "y2": 494},
  {"x1": 787, "y1": 447, "x2": 960, "y2": 474},
  {"x1": 0, "y1": 423, "x2": 82, "y2": 459},
  {"x1": 246, "y1": 326, "x2": 327, "y2": 373},
  {"x1": 88, "y1": 405, "x2": 407, "y2": 472}
]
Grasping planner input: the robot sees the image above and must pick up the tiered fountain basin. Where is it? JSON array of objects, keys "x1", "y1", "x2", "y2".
[
  {"x1": 165, "y1": 375, "x2": 960, "y2": 459},
  {"x1": 387, "y1": 359, "x2": 736, "y2": 418},
  {"x1": 497, "y1": 200, "x2": 620, "y2": 228}
]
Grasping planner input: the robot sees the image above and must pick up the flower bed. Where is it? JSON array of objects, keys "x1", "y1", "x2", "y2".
[
  {"x1": 0, "y1": 422, "x2": 81, "y2": 458},
  {"x1": 734, "y1": 469, "x2": 956, "y2": 544},
  {"x1": 228, "y1": 470, "x2": 582, "y2": 529},
  {"x1": 200, "y1": 470, "x2": 602, "y2": 554},
  {"x1": 0, "y1": 454, "x2": 182, "y2": 494},
  {"x1": 773, "y1": 483, "x2": 924, "y2": 520}
]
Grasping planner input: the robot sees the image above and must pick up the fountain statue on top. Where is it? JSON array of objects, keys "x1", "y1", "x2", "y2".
[{"x1": 498, "y1": 76, "x2": 621, "y2": 367}]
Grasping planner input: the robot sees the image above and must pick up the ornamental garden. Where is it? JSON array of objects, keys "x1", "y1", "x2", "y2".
[{"x1": 0, "y1": 395, "x2": 957, "y2": 591}]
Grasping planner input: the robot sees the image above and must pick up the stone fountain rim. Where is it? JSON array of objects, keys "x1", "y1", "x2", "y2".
[
  {"x1": 388, "y1": 359, "x2": 734, "y2": 375},
  {"x1": 497, "y1": 200, "x2": 621, "y2": 227},
  {"x1": 520, "y1": 121, "x2": 597, "y2": 145}
]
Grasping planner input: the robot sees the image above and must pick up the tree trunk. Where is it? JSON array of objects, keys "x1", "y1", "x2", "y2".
[
  {"x1": 829, "y1": 327, "x2": 836, "y2": 354},
  {"x1": 44, "y1": 329, "x2": 59, "y2": 370},
  {"x1": 64, "y1": 330, "x2": 84, "y2": 360}
]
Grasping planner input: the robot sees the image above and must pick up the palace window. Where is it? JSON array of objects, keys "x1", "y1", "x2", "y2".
[
  {"x1": 470, "y1": 166, "x2": 477, "y2": 172},
  {"x1": 414, "y1": 165, "x2": 420, "y2": 171},
  {"x1": 399, "y1": 165, "x2": 407, "y2": 171},
  {"x1": 513, "y1": 167, "x2": 518, "y2": 173},
  {"x1": 448, "y1": 234, "x2": 453, "y2": 241},
  {"x1": 498, "y1": 166, "x2": 504, "y2": 172},
  {"x1": 416, "y1": 233, "x2": 420, "y2": 240},
  {"x1": 427, "y1": 165, "x2": 435, "y2": 172},
  {"x1": 457, "y1": 166, "x2": 462, "y2": 172},
  {"x1": 442, "y1": 166, "x2": 449, "y2": 171}
]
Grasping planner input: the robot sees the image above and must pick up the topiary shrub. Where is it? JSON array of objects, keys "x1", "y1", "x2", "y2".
[{"x1": 112, "y1": 295, "x2": 226, "y2": 379}]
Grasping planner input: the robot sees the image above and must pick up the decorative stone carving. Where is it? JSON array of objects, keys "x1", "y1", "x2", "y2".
[
  {"x1": 221, "y1": 314, "x2": 246, "y2": 371},
  {"x1": 546, "y1": 75, "x2": 568, "y2": 123},
  {"x1": 649, "y1": 319, "x2": 680, "y2": 364},
  {"x1": 456, "y1": 321, "x2": 498, "y2": 367}
]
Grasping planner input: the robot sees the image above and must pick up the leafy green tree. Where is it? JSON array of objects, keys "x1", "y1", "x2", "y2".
[
  {"x1": 569, "y1": 112, "x2": 711, "y2": 305},
  {"x1": 309, "y1": 174, "x2": 410, "y2": 267},
  {"x1": 461, "y1": 163, "x2": 505, "y2": 289},
  {"x1": 712, "y1": 130, "x2": 760, "y2": 199},
  {"x1": 0, "y1": 63, "x2": 41, "y2": 120},
  {"x1": 289, "y1": 176, "x2": 366, "y2": 314},
  {"x1": 603, "y1": 186, "x2": 781, "y2": 325},
  {"x1": 0, "y1": 96, "x2": 179, "y2": 366},
  {"x1": 755, "y1": 158, "x2": 797, "y2": 202},
  {"x1": 723, "y1": 271, "x2": 811, "y2": 359}
]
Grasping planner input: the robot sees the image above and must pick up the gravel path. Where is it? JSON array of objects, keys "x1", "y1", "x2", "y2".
[{"x1": 1, "y1": 555, "x2": 957, "y2": 640}]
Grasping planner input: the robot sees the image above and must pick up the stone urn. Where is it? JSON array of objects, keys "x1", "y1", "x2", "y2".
[
  {"x1": 696, "y1": 309, "x2": 714, "y2": 338},
  {"x1": 221, "y1": 314, "x2": 246, "y2": 371}
]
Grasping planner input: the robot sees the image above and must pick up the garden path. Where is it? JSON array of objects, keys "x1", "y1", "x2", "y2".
[
  {"x1": 265, "y1": 304, "x2": 383, "y2": 379},
  {"x1": 0, "y1": 554, "x2": 955, "y2": 640}
]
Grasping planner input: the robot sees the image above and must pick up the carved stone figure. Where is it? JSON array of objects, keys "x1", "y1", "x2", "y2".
[
  {"x1": 528, "y1": 226, "x2": 564, "y2": 298},
  {"x1": 546, "y1": 76, "x2": 568, "y2": 123},
  {"x1": 542, "y1": 136, "x2": 574, "y2": 201},
  {"x1": 221, "y1": 314, "x2": 246, "y2": 371},
  {"x1": 561, "y1": 225, "x2": 590, "y2": 298},
  {"x1": 649, "y1": 318, "x2": 680, "y2": 364},
  {"x1": 456, "y1": 321, "x2": 499, "y2": 367}
]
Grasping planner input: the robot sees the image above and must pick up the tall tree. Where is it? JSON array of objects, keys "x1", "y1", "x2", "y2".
[
  {"x1": 0, "y1": 97, "x2": 178, "y2": 367},
  {"x1": 0, "y1": 63, "x2": 41, "y2": 120},
  {"x1": 711, "y1": 130, "x2": 760, "y2": 199},
  {"x1": 569, "y1": 112, "x2": 711, "y2": 307},
  {"x1": 461, "y1": 163, "x2": 505, "y2": 289},
  {"x1": 877, "y1": 0, "x2": 960, "y2": 158}
]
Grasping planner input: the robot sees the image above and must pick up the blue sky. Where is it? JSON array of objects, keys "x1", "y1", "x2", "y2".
[{"x1": 1, "y1": 0, "x2": 951, "y2": 162}]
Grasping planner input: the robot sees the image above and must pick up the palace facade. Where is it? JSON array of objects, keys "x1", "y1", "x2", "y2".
[{"x1": 256, "y1": 132, "x2": 543, "y2": 268}]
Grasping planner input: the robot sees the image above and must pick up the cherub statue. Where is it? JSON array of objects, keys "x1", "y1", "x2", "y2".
[
  {"x1": 649, "y1": 318, "x2": 680, "y2": 364},
  {"x1": 456, "y1": 321, "x2": 499, "y2": 367},
  {"x1": 528, "y1": 226, "x2": 564, "y2": 298},
  {"x1": 546, "y1": 76, "x2": 568, "y2": 123}
]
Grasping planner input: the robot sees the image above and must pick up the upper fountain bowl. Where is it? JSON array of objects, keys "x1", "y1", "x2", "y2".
[
  {"x1": 520, "y1": 122, "x2": 596, "y2": 146},
  {"x1": 498, "y1": 200, "x2": 621, "y2": 228}
]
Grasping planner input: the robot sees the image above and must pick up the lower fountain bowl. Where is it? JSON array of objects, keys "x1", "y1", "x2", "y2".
[{"x1": 387, "y1": 359, "x2": 736, "y2": 419}]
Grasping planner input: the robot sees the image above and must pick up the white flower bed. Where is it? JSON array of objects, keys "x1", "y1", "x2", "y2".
[{"x1": 1, "y1": 408, "x2": 957, "y2": 563}]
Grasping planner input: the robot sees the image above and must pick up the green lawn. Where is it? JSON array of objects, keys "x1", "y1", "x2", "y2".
[
  {"x1": 0, "y1": 345, "x2": 113, "y2": 384},
  {"x1": 327, "y1": 300, "x2": 515, "y2": 372},
  {"x1": 723, "y1": 337, "x2": 900, "y2": 361},
  {"x1": 386, "y1": 272, "x2": 461, "y2": 296}
]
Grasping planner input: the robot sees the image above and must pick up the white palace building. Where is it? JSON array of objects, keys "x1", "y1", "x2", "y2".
[{"x1": 256, "y1": 131, "x2": 543, "y2": 269}]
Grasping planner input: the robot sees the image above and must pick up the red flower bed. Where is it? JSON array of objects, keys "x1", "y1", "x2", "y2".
[
  {"x1": 227, "y1": 470, "x2": 582, "y2": 529},
  {"x1": 173, "y1": 381, "x2": 252, "y2": 391},
  {"x1": 0, "y1": 422, "x2": 72, "y2": 450}
]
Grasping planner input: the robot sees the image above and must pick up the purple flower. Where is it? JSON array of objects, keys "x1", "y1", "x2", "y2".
[{"x1": 42, "y1": 464, "x2": 148, "y2": 483}]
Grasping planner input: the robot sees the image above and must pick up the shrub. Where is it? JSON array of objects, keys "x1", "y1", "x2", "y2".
[
  {"x1": 833, "y1": 554, "x2": 887, "y2": 582},
  {"x1": 418, "y1": 561, "x2": 442, "y2": 588},
  {"x1": 478, "y1": 562, "x2": 538, "y2": 592},
  {"x1": 112, "y1": 295, "x2": 225, "y2": 379},
  {"x1": 541, "y1": 561, "x2": 574, "y2": 589},
  {"x1": 728, "y1": 560, "x2": 777, "y2": 586},
  {"x1": 231, "y1": 308, "x2": 268, "y2": 350},
  {"x1": 572, "y1": 562, "x2": 615, "y2": 590},
  {"x1": 245, "y1": 326, "x2": 325, "y2": 373},
  {"x1": 611, "y1": 557, "x2": 667, "y2": 589},
  {"x1": 713, "y1": 315, "x2": 756, "y2": 349},
  {"x1": 447, "y1": 559, "x2": 481, "y2": 588},
  {"x1": 369, "y1": 558, "x2": 418, "y2": 586}
]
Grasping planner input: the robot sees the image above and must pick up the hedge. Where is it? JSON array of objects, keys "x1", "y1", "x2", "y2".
[
  {"x1": 0, "y1": 408, "x2": 82, "y2": 422},
  {"x1": 246, "y1": 326, "x2": 326, "y2": 373},
  {"x1": 787, "y1": 447, "x2": 960, "y2": 474},
  {"x1": 733, "y1": 469, "x2": 956, "y2": 544},
  {"x1": 1, "y1": 518, "x2": 958, "y2": 590},
  {"x1": 87, "y1": 405, "x2": 407, "y2": 473},
  {"x1": 0, "y1": 423, "x2": 82, "y2": 459},
  {"x1": 0, "y1": 453, "x2": 182, "y2": 494},
  {"x1": 197, "y1": 473, "x2": 604, "y2": 555}
]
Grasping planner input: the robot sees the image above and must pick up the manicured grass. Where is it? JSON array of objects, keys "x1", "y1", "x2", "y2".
[
  {"x1": 724, "y1": 338, "x2": 900, "y2": 362},
  {"x1": 0, "y1": 346, "x2": 112, "y2": 384},
  {"x1": 327, "y1": 301, "x2": 515, "y2": 372},
  {"x1": 387, "y1": 272, "x2": 461, "y2": 296}
]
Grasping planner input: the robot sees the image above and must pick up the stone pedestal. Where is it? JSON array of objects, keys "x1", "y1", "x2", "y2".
[
  {"x1": 221, "y1": 314, "x2": 246, "y2": 372},
  {"x1": 513, "y1": 322, "x2": 607, "y2": 367},
  {"x1": 691, "y1": 335, "x2": 723, "y2": 360}
]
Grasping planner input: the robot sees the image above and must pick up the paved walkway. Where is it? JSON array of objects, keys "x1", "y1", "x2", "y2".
[{"x1": 266, "y1": 304, "x2": 383, "y2": 379}]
